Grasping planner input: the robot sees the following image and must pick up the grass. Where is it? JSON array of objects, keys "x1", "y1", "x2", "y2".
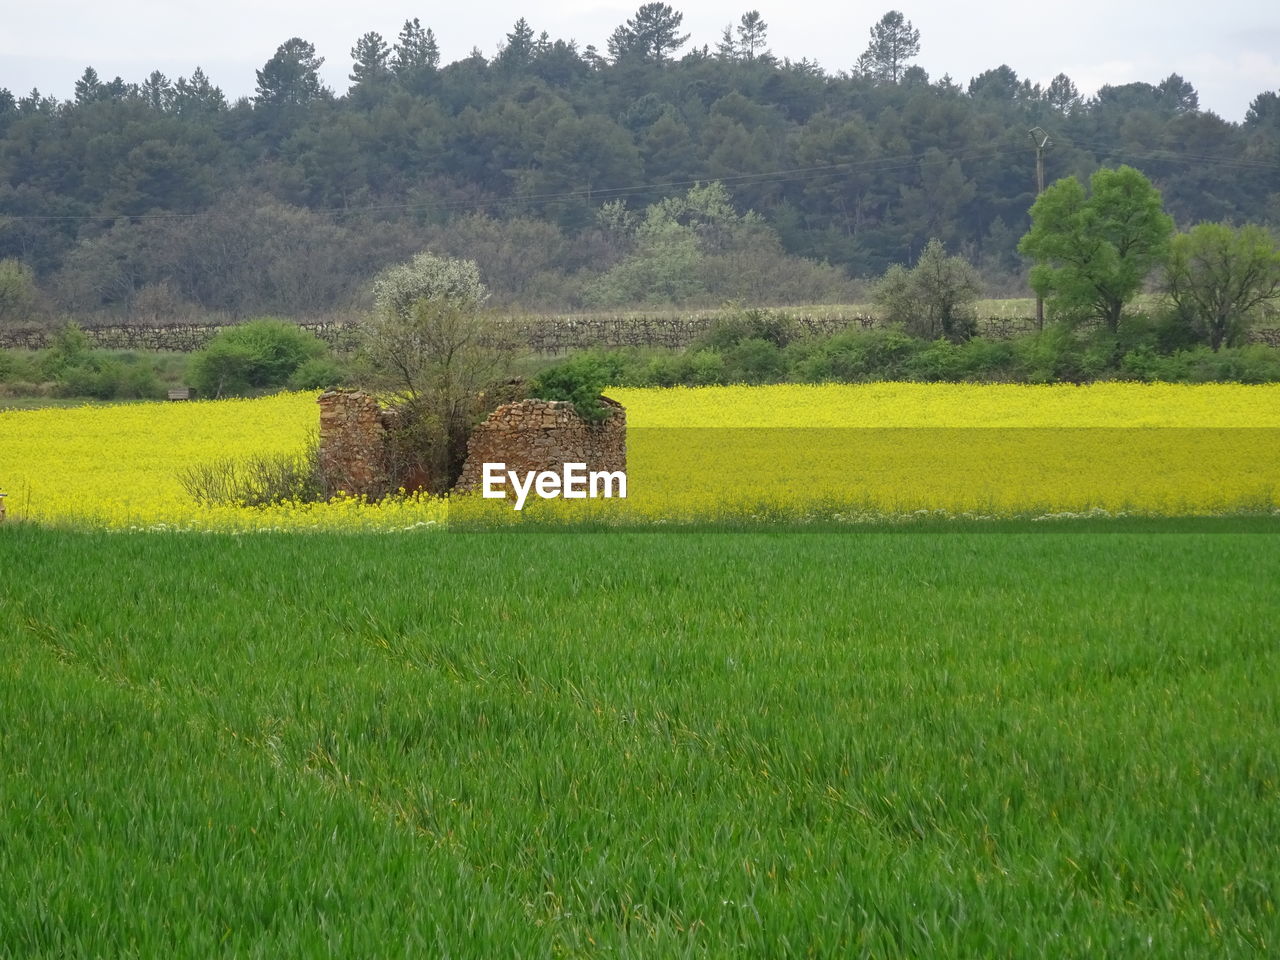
[{"x1": 2, "y1": 526, "x2": 1277, "y2": 958}]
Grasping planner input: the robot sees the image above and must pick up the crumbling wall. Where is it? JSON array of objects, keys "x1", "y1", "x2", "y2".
[
  {"x1": 315, "y1": 391, "x2": 626, "y2": 500},
  {"x1": 316, "y1": 390, "x2": 391, "y2": 498},
  {"x1": 455, "y1": 398, "x2": 627, "y2": 492}
]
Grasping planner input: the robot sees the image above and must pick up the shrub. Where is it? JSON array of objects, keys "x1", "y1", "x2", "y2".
[
  {"x1": 724, "y1": 337, "x2": 785, "y2": 383},
  {"x1": 790, "y1": 330, "x2": 921, "y2": 382},
  {"x1": 56, "y1": 358, "x2": 162, "y2": 400},
  {"x1": 179, "y1": 443, "x2": 322, "y2": 507},
  {"x1": 39, "y1": 324, "x2": 92, "y2": 380},
  {"x1": 873, "y1": 240, "x2": 981, "y2": 342},
  {"x1": 699, "y1": 306, "x2": 797, "y2": 350},
  {"x1": 529, "y1": 353, "x2": 614, "y2": 422},
  {"x1": 288, "y1": 357, "x2": 349, "y2": 391},
  {"x1": 189, "y1": 319, "x2": 327, "y2": 398},
  {"x1": 1013, "y1": 325, "x2": 1086, "y2": 384},
  {"x1": 686, "y1": 348, "x2": 728, "y2": 385}
]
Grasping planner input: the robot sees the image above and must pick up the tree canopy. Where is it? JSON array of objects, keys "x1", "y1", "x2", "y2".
[
  {"x1": 1019, "y1": 166, "x2": 1174, "y2": 329},
  {"x1": 0, "y1": 7, "x2": 1276, "y2": 319}
]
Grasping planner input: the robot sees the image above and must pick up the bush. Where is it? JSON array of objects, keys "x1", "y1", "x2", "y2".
[
  {"x1": 529, "y1": 353, "x2": 614, "y2": 422},
  {"x1": 56, "y1": 358, "x2": 162, "y2": 400},
  {"x1": 789, "y1": 330, "x2": 921, "y2": 382},
  {"x1": 30, "y1": 324, "x2": 165, "y2": 400},
  {"x1": 1012, "y1": 325, "x2": 1086, "y2": 384},
  {"x1": 288, "y1": 357, "x2": 349, "y2": 391},
  {"x1": 189, "y1": 319, "x2": 328, "y2": 398},
  {"x1": 179, "y1": 444, "x2": 321, "y2": 507},
  {"x1": 724, "y1": 337, "x2": 785, "y2": 383},
  {"x1": 873, "y1": 240, "x2": 981, "y2": 342},
  {"x1": 699, "y1": 306, "x2": 797, "y2": 350}
]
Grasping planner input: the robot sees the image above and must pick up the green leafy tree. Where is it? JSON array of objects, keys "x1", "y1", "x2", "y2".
[
  {"x1": 189, "y1": 319, "x2": 327, "y2": 398},
  {"x1": 1165, "y1": 223, "x2": 1280, "y2": 350},
  {"x1": 1019, "y1": 166, "x2": 1174, "y2": 330},
  {"x1": 873, "y1": 239, "x2": 981, "y2": 342},
  {"x1": 255, "y1": 38, "x2": 327, "y2": 106},
  {"x1": 857, "y1": 11, "x2": 920, "y2": 83}
]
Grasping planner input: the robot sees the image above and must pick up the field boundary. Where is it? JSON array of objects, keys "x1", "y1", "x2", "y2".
[{"x1": 5, "y1": 313, "x2": 1280, "y2": 353}]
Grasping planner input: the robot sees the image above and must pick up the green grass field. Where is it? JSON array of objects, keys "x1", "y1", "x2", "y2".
[{"x1": 2, "y1": 526, "x2": 1277, "y2": 958}]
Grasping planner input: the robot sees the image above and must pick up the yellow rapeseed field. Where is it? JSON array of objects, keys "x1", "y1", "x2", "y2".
[{"x1": 2, "y1": 383, "x2": 1278, "y2": 529}]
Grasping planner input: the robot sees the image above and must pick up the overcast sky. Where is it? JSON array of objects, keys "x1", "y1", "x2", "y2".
[{"x1": 1, "y1": 1, "x2": 1277, "y2": 120}]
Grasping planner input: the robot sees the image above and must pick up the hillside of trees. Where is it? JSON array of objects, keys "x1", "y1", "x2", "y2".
[{"x1": 2, "y1": 5, "x2": 1278, "y2": 320}]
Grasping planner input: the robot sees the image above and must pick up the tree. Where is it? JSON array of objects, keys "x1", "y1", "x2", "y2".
[
  {"x1": 392, "y1": 18, "x2": 439, "y2": 72},
  {"x1": 496, "y1": 18, "x2": 536, "y2": 72},
  {"x1": 1019, "y1": 166, "x2": 1174, "y2": 330},
  {"x1": 1165, "y1": 223, "x2": 1280, "y2": 350},
  {"x1": 608, "y1": 4, "x2": 689, "y2": 63},
  {"x1": 858, "y1": 11, "x2": 920, "y2": 83},
  {"x1": 390, "y1": 19, "x2": 439, "y2": 93},
  {"x1": 173, "y1": 67, "x2": 225, "y2": 115},
  {"x1": 736, "y1": 11, "x2": 769, "y2": 61},
  {"x1": 255, "y1": 38, "x2": 327, "y2": 106},
  {"x1": 73, "y1": 67, "x2": 103, "y2": 105},
  {"x1": 349, "y1": 32, "x2": 390, "y2": 84},
  {"x1": 1044, "y1": 73, "x2": 1081, "y2": 114},
  {"x1": 141, "y1": 71, "x2": 173, "y2": 111},
  {"x1": 360, "y1": 253, "x2": 513, "y2": 493},
  {"x1": 0, "y1": 259, "x2": 42, "y2": 327},
  {"x1": 873, "y1": 239, "x2": 981, "y2": 342},
  {"x1": 715, "y1": 25, "x2": 737, "y2": 61}
]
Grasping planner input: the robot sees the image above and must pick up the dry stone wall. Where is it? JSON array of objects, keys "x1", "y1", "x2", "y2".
[
  {"x1": 316, "y1": 390, "x2": 391, "y2": 498},
  {"x1": 315, "y1": 391, "x2": 626, "y2": 500},
  {"x1": 455, "y1": 398, "x2": 626, "y2": 491},
  {"x1": 6, "y1": 315, "x2": 1280, "y2": 353}
]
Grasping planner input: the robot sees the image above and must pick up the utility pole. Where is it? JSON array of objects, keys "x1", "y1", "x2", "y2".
[{"x1": 1028, "y1": 126, "x2": 1052, "y2": 329}]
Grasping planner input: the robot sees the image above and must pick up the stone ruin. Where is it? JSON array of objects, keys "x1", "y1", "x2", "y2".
[
  {"x1": 316, "y1": 390, "x2": 393, "y2": 497},
  {"x1": 453, "y1": 396, "x2": 626, "y2": 492},
  {"x1": 315, "y1": 389, "x2": 626, "y2": 499}
]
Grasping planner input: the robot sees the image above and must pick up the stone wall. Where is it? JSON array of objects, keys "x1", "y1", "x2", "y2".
[
  {"x1": 7, "y1": 314, "x2": 1280, "y2": 353},
  {"x1": 316, "y1": 390, "x2": 391, "y2": 498},
  {"x1": 455, "y1": 398, "x2": 627, "y2": 492},
  {"x1": 315, "y1": 391, "x2": 626, "y2": 500}
]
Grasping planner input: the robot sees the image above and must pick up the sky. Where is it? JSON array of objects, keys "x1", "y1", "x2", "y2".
[{"x1": 1, "y1": 1, "x2": 1277, "y2": 121}]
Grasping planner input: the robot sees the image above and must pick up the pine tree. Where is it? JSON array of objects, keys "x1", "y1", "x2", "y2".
[
  {"x1": 859, "y1": 11, "x2": 920, "y2": 84},
  {"x1": 141, "y1": 70, "x2": 173, "y2": 111},
  {"x1": 736, "y1": 11, "x2": 768, "y2": 61},
  {"x1": 255, "y1": 38, "x2": 327, "y2": 106},
  {"x1": 715, "y1": 25, "x2": 737, "y2": 61},
  {"x1": 608, "y1": 4, "x2": 689, "y2": 63},
  {"x1": 349, "y1": 32, "x2": 390, "y2": 84},
  {"x1": 497, "y1": 18, "x2": 536, "y2": 72},
  {"x1": 73, "y1": 67, "x2": 102, "y2": 105},
  {"x1": 391, "y1": 19, "x2": 440, "y2": 74}
]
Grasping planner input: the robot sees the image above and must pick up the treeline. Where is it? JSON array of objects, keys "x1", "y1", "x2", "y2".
[{"x1": 2, "y1": 5, "x2": 1279, "y2": 320}]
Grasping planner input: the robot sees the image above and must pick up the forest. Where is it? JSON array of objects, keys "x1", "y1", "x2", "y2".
[{"x1": 1, "y1": 5, "x2": 1278, "y2": 320}]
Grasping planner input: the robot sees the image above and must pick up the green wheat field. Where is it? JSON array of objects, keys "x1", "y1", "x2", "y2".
[{"x1": 1, "y1": 526, "x2": 1277, "y2": 958}]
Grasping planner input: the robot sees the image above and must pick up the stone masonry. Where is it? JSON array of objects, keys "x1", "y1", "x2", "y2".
[
  {"x1": 316, "y1": 390, "x2": 391, "y2": 498},
  {"x1": 315, "y1": 391, "x2": 626, "y2": 499},
  {"x1": 454, "y1": 397, "x2": 626, "y2": 492}
]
